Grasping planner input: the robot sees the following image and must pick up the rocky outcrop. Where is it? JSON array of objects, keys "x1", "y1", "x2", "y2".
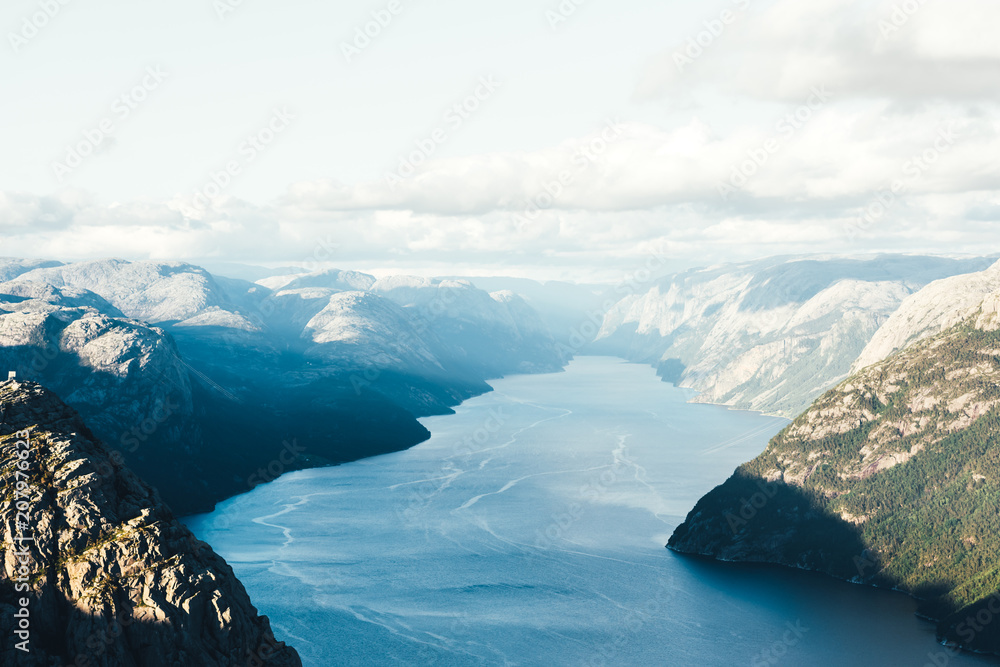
[{"x1": 0, "y1": 379, "x2": 300, "y2": 666}]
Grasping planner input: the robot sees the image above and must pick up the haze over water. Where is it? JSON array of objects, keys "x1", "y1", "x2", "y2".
[{"x1": 187, "y1": 357, "x2": 998, "y2": 666}]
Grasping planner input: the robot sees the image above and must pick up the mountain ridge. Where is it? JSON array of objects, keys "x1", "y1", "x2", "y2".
[
  {"x1": 591, "y1": 254, "x2": 999, "y2": 417},
  {"x1": 0, "y1": 258, "x2": 566, "y2": 514}
]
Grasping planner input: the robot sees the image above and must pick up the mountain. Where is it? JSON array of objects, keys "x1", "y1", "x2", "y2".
[
  {"x1": 15, "y1": 259, "x2": 243, "y2": 324},
  {"x1": 668, "y1": 285, "x2": 1000, "y2": 655},
  {"x1": 455, "y1": 276, "x2": 608, "y2": 346},
  {"x1": 195, "y1": 262, "x2": 308, "y2": 283},
  {"x1": 0, "y1": 378, "x2": 300, "y2": 666},
  {"x1": 853, "y1": 259, "x2": 1000, "y2": 371},
  {"x1": 0, "y1": 280, "x2": 214, "y2": 508},
  {"x1": 370, "y1": 275, "x2": 564, "y2": 377},
  {"x1": 0, "y1": 259, "x2": 564, "y2": 514},
  {"x1": 592, "y1": 255, "x2": 998, "y2": 417},
  {"x1": 0, "y1": 258, "x2": 63, "y2": 282}
]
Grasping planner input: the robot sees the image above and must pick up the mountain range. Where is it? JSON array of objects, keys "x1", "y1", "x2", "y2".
[
  {"x1": 0, "y1": 258, "x2": 564, "y2": 514},
  {"x1": 4, "y1": 252, "x2": 1000, "y2": 660},
  {"x1": 589, "y1": 254, "x2": 998, "y2": 417},
  {"x1": 669, "y1": 259, "x2": 1000, "y2": 656}
]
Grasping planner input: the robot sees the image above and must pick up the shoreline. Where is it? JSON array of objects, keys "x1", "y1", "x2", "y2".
[{"x1": 667, "y1": 543, "x2": 1000, "y2": 661}]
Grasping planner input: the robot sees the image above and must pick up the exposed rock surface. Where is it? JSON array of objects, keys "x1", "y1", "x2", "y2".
[
  {"x1": 0, "y1": 379, "x2": 300, "y2": 666},
  {"x1": 0, "y1": 259, "x2": 63, "y2": 283},
  {"x1": 853, "y1": 259, "x2": 1000, "y2": 371},
  {"x1": 16, "y1": 260, "x2": 235, "y2": 325},
  {"x1": 592, "y1": 255, "x2": 997, "y2": 416}
]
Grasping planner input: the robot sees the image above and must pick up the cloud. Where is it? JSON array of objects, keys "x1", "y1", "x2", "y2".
[
  {"x1": 1, "y1": 186, "x2": 998, "y2": 281},
  {"x1": 634, "y1": 0, "x2": 1000, "y2": 103},
  {"x1": 0, "y1": 192, "x2": 75, "y2": 233},
  {"x1": 266, "y1": 102, "x2": 1000, "y2": 221},
  {"x1": 4, "y1": 0, "x2": 1000, "y2": 281}
]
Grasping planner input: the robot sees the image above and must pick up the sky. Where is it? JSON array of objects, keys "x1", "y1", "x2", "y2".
[{"x1": 1, "y1": 0, "x2": 999, "y2": 281}]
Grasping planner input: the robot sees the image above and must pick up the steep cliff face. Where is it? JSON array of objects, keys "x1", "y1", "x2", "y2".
[
  {"x1": 668, "y1": 309, "x2": 1000, "y2": 655},
  {"x1": 853, "y1": 259, "x2": 1000, "y2": 372},
  {"x1": 593, "y1": 255, "x2": 996, "y2": 416},
  {"x1": 0, "y1": 379, "x2": 300, "y2": 666}
]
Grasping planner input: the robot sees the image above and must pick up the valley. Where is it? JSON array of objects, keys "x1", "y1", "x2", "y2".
[{"x1": 4, "y1": 252, "x2": 1000, "y2": 662}]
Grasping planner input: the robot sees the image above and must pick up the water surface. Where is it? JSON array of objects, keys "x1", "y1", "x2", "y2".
[{"x1": 187, "y1": 357, "x2": 998, "y2": 666}]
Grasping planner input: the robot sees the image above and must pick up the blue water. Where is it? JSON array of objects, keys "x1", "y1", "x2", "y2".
[{"x1": 187, "y1": 357, "x2": 999, "y2": 666}]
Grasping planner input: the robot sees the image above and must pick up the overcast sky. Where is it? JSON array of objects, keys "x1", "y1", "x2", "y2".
[{"x1": 1, "y1": 0, "x2": 999, "y2": 281}]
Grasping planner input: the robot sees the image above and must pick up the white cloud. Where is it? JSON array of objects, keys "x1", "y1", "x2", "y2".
[
  {"x1": 3, "y1": 0, "x2": 998, "y2": 279},
  {"x1": 1, "y1": 95, "x2": 998, "y2": 279},
  {"x1": 265, "y1": 102, "x2": 1000, "y2": 220},
  {"x1": 635, "y1": 0, "x2": 1000, "y2": 103}
]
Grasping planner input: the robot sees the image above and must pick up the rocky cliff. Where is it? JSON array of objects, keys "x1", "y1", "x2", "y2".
[
  {"x1": 853, "y1": 259, "x2": 1000, "y2": 372},
  {"x1": 668, "y1": 304, "x2": 1000, "y2": 655},
  {"x1": 0, "y1": 378, "x2": 300, "y2": 666},
  {"x1": 593, "y1": 255, "x2": 997, "y2": 417}
]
